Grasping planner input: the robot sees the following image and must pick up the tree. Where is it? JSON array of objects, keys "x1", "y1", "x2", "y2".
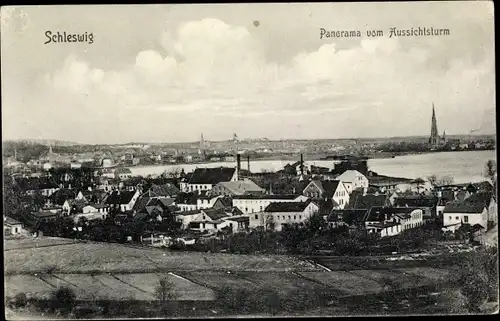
[
  {"x1": 447, "y1": 248, "x2": 498, "y2": 313},
  {"x1": 427, "y1": 174, "x2": 438, "y2": 187},
  {"x1": 304, "y1": 212, "x2": 327, "y2": 237},
  {"x1": 485, "y1": 160, "x2": 496, "y2": 183},
  {"x1": 412, "y1": 177, "x2": 426, "y2": 193},
  {"x1": 51, "y1": 286, "x2": 76, "y2": 313},
  {"x1": 265, "y1": 214, "x2": 276, "y2": 231},
  {"x1": 13, "y1": 292, "x2": 28, "y2": 308},
  {"x1": 155, "y1": 277, "x2": 176, "y2": 313}
]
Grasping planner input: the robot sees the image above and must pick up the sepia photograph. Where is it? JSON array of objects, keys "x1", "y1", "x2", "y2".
[{"x1": 1, "y1": 1, "x2": 498, "y2": 319}]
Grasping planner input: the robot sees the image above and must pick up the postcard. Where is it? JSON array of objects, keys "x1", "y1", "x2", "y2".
[{"x1": 2, "y1": 2, "x2": 497, "y2": 319}]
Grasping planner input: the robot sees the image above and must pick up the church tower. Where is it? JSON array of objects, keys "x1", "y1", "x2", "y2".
[{"x1": 429, "y1": 103, "x2": 440, "y2": 148}]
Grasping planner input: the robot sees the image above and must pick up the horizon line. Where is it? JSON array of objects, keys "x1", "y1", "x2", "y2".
[{"x1": 2, "y1": 133, "x2": 496, "y2": 146}]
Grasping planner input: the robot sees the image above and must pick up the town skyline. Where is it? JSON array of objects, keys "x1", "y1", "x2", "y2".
[{"x1": 1, "y1": 3, "x2": 495, "y2": 144}]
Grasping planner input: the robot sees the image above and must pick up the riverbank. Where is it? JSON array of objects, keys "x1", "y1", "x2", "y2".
[
  {"x1": 125, "y1": 150, "x2": 495, "y2": 184},
  {"x1": 124, "y1": 149, "x2": 495, "y2": 170}
]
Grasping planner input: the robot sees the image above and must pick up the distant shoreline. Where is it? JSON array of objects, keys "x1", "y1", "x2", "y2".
[{"x1": 125, "y1": 149, "x2": 494, "y2": 170}]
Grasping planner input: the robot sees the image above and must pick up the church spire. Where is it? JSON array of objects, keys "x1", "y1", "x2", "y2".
[{"x1": 429, "y1": 102, "x2": 440, "y2": 148}]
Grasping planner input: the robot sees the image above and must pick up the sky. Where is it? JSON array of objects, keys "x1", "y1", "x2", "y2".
[{"x1": 1, "y1": 2, "x2": 495, "y2": 144}]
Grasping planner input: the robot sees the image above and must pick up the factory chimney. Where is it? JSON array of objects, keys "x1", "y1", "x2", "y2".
[
  {"x1": 236, "y1": 154, "x2": 241, "y2": 179},
  {"x1": 247, "y1": 155, "x2": 251, "y2": 173},
  {"x1": 300, "y1": 154, "x2": 304, "y2": 175}
]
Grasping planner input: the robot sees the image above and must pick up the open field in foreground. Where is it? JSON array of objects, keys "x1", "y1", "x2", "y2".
[
  {"x1": 4, "y1": 238, "x2": 318, "y2": 274},
  {"x1": 4, "y1": 237, "x2": 453, "y2": 303}
]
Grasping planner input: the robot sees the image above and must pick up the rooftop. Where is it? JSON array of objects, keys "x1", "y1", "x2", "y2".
[
  {"x1": 201, "y1": 208, "x2": 230, "y2": 220},
  {"x1": 188, "y1": 167, "x2": 236, "y2": 185},
  {"x1": 105, "y1": 190, "x2": 137, "y2": 205},
  {"x1": 223, "y1": 216, "x2": 249, "y2": 223},
  {"x1": 147, "y1": 183, "x2": 180, "y2": 197},
  {"x1": 444, "y1": 200, "x2": 487, "y2": 214},
  {"x1": 4, "y1": 216, "x2": 22, "y2": 225},
  {"x1": 345, "y1": 194, "x2": 389, "y2": 210},
  {"x1": 233, "y1": 194, "x2": 302, "y2": 200},
  {"x1": 328, "y1": 209, "x2": 368, "y2": 225},
  {"x1": 217, "y1": 179, "x2": 265, "y2": 195},
  {"x1": 265, "y1": 201, "x2": 312, "y2": 213}
]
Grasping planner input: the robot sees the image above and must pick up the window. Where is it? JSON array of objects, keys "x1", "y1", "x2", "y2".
[
  {"x1": 299, "y1": 215, "x2": 302, "y2": 219},
  {"x1": 455, "y1": 216, "x2": 459, "y2": 221},
  {"x1": 202, "y1": 223, "x2": 205, "y2": 229},
  {"x1": 449, "y1": 216, "x2": 452, "y2": 220},
  {"x1": 288, "y1": 216, "x2": 291, "y2": 219},
  {"x1": 214, "y1": 224, "x2": 217, "y2": 228},
  {"x1": 294, "y1": 216, "x2": 297, "y2": 220},
  {"x1": 464, "y1": 216, "x2": 469, "y2": 223},
  {"x1": 255, "y1": 214, "x2": 258, "y2": 219}
]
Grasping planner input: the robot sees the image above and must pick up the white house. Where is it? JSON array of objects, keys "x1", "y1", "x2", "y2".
[
  {"x1": 175, "y1": 210, "x2": 203, "y2": 229},
  {"x1": 197, "y1": 195, "x2": 223, "y2": 210},
  {"x1": 250, "y1": 201, "x2": 319, "y2": 232},
  {"x1": 366, "y1": 221, "x2": 402, "y2": 238},
  {"x1": 101, "y1": 158, "x2": 114, "y2": 168},
  {"x1": 62, "y1": 199, "x2": 88, "y2": 215},
  {"x1": 175, "y1": 208, "x2": 232, "y2": 232},
  {"x1": 42, "y1": 162, "x2": 53, "y2": 171},
  {"x1": 442, "y1": 202, "x2": 488, "y2": 233},
  {"x1": 302, "y1": 180, "x2": 349, "y2": 209},
  {"x1": 392, "y1": 209, "x2": 424, "y2": 231},
  {"x1": 115, "y1": 168, "x2": 133, "y2": 180},
  {"x1": 222, "y1": 216, "x2": 250, "y2": 233},
  {"x1": 363, "y1": 207, "x2": 423, "y2": 237},
  {"x1": 181, "y1": 167, "x2": 238, "y2": 193},
  {"x1": 101, "y1": 168, "x2": 115, "y2": 179},
  {"x1": 4, "y1": 216, "x2": 24, "y2": 235},
  {"x1": 335, "y1": 170, "x2": 369, "y2": 194},
  {"x1": 232, "y1": 194, "x2": 309, "y2": 215},
  {"x1": 82, "y1": 203, "x2": 110, "y2": 216},
  {"x1": 104, "y1": 189, "x2": 140, "y2": 212},
  {"x1": 70, "y1": 162, "x2": 82, "y2": 169}
]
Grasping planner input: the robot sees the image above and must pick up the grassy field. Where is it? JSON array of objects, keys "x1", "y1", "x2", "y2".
[
  {"x1": 4, "y1": 237, "x2": 455, "y2": 305},
  {"x1": 4, "y1": 237, "x2": 79, "y2": 251},
  {"x1": 296, "y1": 271, "x2": 383, "y2": 296},
  {"x1": 5, "y1": 239, "x2": 319, "y2": 274}
]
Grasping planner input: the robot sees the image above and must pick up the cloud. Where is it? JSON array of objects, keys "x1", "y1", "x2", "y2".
[{"x1": 32, "y1": 17, "x2": 495, "y2": 142}]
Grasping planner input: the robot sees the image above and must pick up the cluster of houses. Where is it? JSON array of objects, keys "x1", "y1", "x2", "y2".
[{"x1": 4, "y1": 155, "x2": 497, "y2": 242}]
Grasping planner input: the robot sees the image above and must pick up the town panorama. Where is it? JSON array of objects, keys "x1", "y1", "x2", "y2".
[{"x1": 2, "y1": 3, "x2": 498, "y2": 319}]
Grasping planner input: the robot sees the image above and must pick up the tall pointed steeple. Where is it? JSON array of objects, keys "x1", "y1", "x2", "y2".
[{"x1": 429, "y1": 103, "x2": 440, "y2": 148}]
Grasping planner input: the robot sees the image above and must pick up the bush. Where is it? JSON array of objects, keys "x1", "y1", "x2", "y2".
[
  {"x1": 51, "y1": 286, "x2": 76, "y2": 312},
  {"x1": 12, "y1": 292, "x2": 27, "y2": 308}
]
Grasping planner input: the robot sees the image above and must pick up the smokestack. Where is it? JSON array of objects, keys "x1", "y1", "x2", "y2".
[
  {"x1": 300, "y1": 154, "x2": 304, "y2": 175},
  {"x1": 247, "y1": 155, "x2": 250, "y2": 173},
  {"x1": 236, "y1": 154, "x2": 241, "y2": 172}
]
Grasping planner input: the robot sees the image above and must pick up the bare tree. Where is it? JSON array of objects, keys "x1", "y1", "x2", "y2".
[
  {"x1": 437, "y1": 176, "x2": 455, "y2": 186},
  {"x1": 155, "y1": 277, "x2": 176, "y2": 305},
  {"x1": 164, "y1": 167, "x2": 181, "y2": 178},
  {"x1": 427, "y1": 174, "x2": 438, "y2": 187},
  {"x1": 412, "y1": 177, "x2": 426, "y2": 193},
  {"x1": 265, "y1": 214, "x2": 276, "y2": 231},
  {"x1": 485, "y1": 160, "x2": 496, "y2": 182}
]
